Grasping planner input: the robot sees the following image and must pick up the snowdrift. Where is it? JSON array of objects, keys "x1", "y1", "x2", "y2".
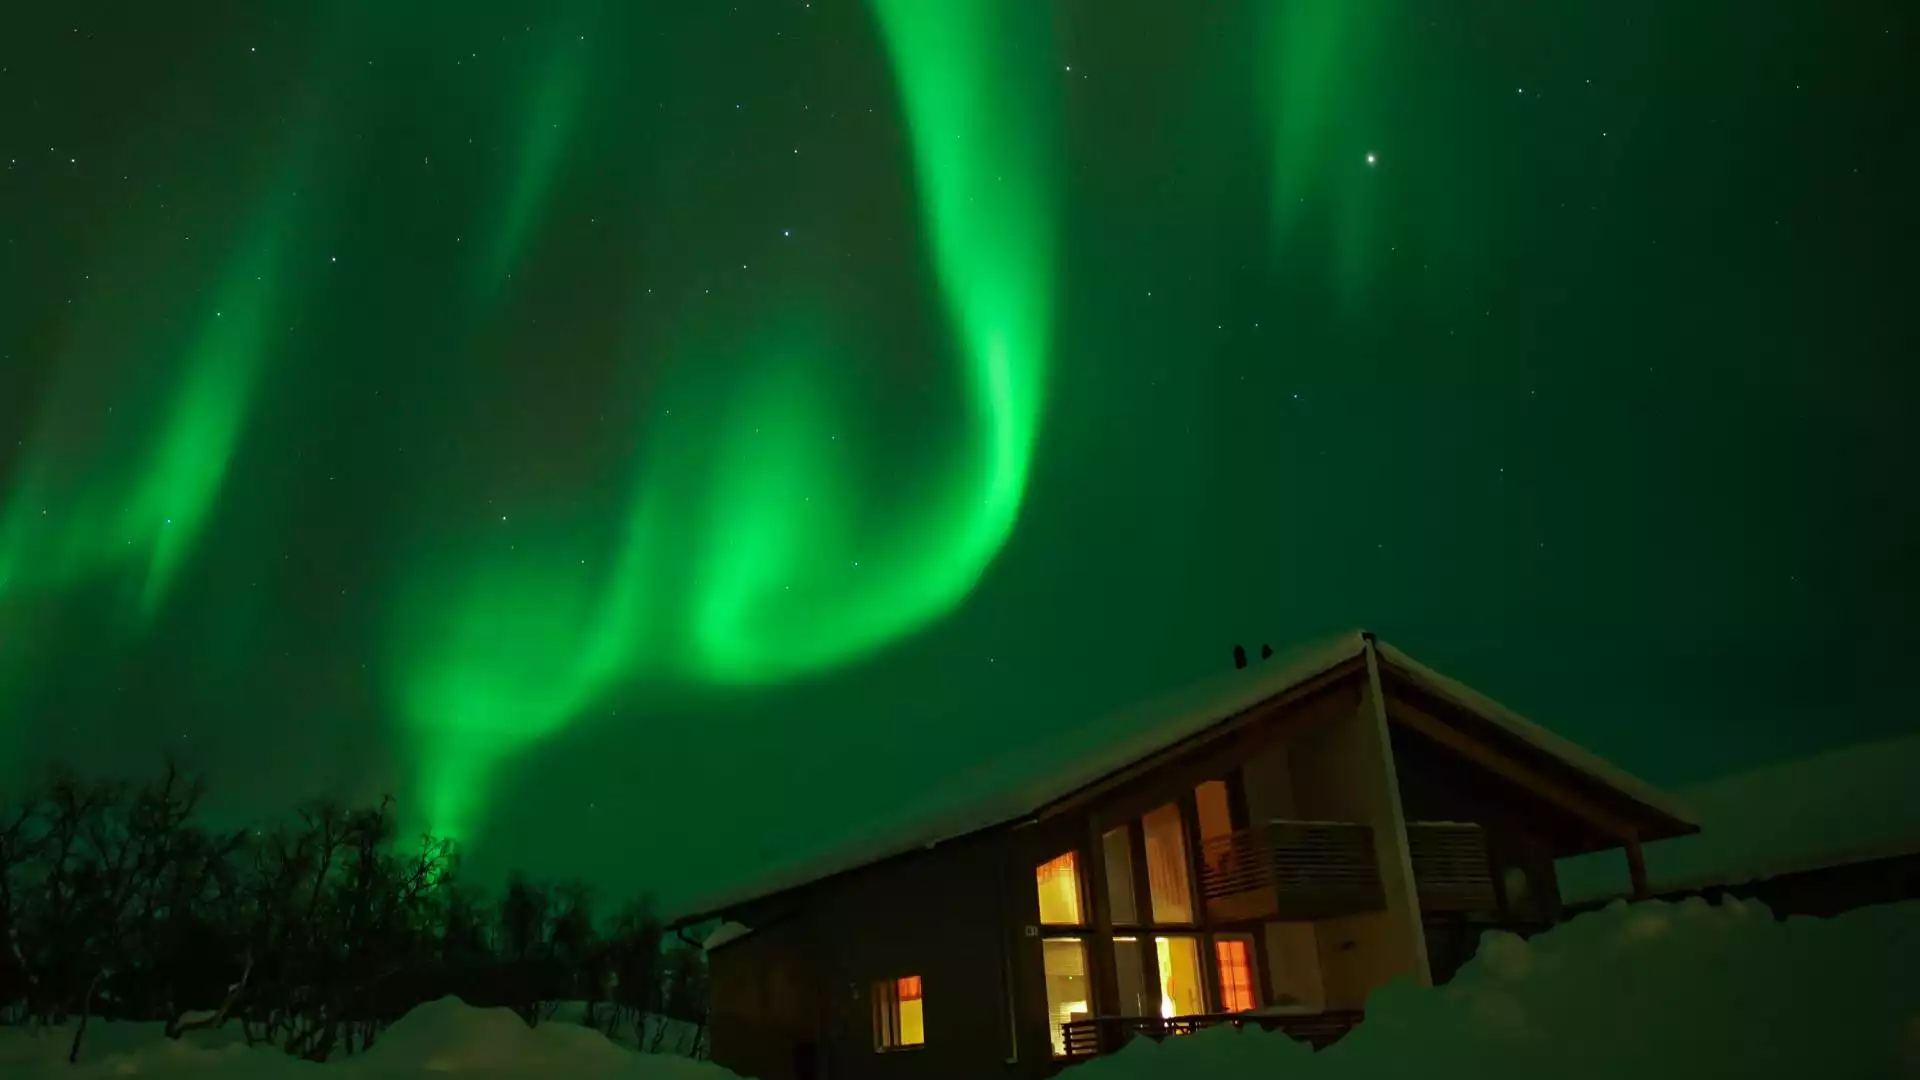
[
  {"x1": 3, "y1": 899, "x2": 1915, "y2": 1078},
  {"x1": 0, "y1": 998, "x2": 733, "y2": 1079},
  {"x1": 1074, "y1": 897, "x2": 1920, "y2": 1080}
]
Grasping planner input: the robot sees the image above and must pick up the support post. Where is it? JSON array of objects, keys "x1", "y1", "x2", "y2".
[
  {"x1": 1624, "y1": 829, "x2": 1650, "y2": 901},
  {"x1": 1084, "y1": 817, "x2": 1118, "y2": 1019}
]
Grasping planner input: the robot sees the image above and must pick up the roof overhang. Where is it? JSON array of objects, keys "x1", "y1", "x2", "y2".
[{"x1": 1373, "y1": 640, "x2": 1699, "y2": 853}]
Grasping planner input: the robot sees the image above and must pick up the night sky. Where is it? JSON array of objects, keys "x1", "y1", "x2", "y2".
[{"x1": 2, "y1": 1, "x2": 1914, "y2": 909}]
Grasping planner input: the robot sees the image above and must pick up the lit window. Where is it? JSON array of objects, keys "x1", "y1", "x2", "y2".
[
  {"x1": 1194, "y1": 780, "x2": 1236, "y2": 878},
  {"x1": 874, "y1": 975, "x2": 925, "y2": 1050},
  {"x1": 1194, "y1": 780, "x2": 1233, "y2": 842},
  {"x1": 1215, "y1": 936, "x2": 1256, "y2": 1013},
  {"x1": 1035, "y1": 851, "x2": 1083, "y2": 925},
  {"x1": 1154, "y1": 935, "x2": 1205, "y2": 1018},
  {"x1": 1101, "y1": 827, "x2": 1138, "y2": 925},
  {"x1": 1142, "y1": 804, "x2": 1194, "y2": 924},
  {"x1": 1112, "y1": 937, "x2": 1153, "y2": 1017},
  {"x1": 1042, "y1": 938, "x2": 1090, "y2": 1057}
]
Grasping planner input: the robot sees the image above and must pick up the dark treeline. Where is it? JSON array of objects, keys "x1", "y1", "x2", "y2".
[{"x1": 0, "y1": 759, "x2": 708, "y2": 1064}]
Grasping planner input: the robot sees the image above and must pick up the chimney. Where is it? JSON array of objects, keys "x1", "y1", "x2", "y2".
[
  {"x1": 1232, "y1": 645, "x2": 1248, "y2": 670},
  {"x1": 1260, "y1": 643, "x2": 1274, "y2": 660}
]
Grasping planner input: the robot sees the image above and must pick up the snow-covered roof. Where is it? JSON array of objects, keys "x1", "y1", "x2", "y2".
[
  {"x1": 1373, "y1": 642, "x2": 1698, "y2": 830},
  {"x1": 668, "y1": 630, "x2": 1691, "y2": 926},
  {"x1": 701, "y1": 921, "x2": 754, "y2": 953},
  {"x1": 1557, "y1": 732, "x2": 1920, "y2": 903}
]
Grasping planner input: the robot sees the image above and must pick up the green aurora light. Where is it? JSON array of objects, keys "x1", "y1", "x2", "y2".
[
  {"x1": 0, "y1": 153, "x2": 313, "y2": 630},
  {"x1": 477, "y1": 12, "x2": 598, "y2": 299},
  {"x1": 1262, "y1": 1, "x2": 1389, "y2": 309},
  {"x1": 388, "y1": 0, "x2": 1059, "y2": 842}
]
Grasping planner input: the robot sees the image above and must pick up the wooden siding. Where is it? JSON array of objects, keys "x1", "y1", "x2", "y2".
[
  {"x1": 1389, "y1": 715, "x2": 1574, "y2": 924},
  {"x1": 708, "y1": 907, "x2": 826, "y2": 1080},
  {"x1": 807, "y1": 829, "x2": 1020, "y2": 1080}
]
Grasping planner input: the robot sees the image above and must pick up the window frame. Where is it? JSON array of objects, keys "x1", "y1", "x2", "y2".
[
  {"x1": 1039, "y1": 934, "x2": 1094, "y2": 1059},
  {"x1": 1211, "y1": 932, "x2": 1259, "y2": 1014},
  {"x1": 1044, "y1": 785, "x2": 1274, "y2": 1054},
  {"x1": 1140, "y1": 802, "x2": 1199, "y2": 926},
  {"x1": 1151, "y1": 931, "x2": 1210, "y2": 1019},
  {"x1": 872, "y1": 974, "x2": 926, "y2": 1052},
  {"x1": 1033, "y1": 852, "x2": 1097, "y2": 1057},
  {"x1": 1035, "y1": 850, "x2": 1088, "y2": 928}
]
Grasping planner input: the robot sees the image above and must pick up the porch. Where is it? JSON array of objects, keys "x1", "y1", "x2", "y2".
[{"x1": 1060, "y1": 1009, "x2": 1366, "y2": 1058}]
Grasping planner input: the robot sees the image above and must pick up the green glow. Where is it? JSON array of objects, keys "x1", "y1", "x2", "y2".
[
  {"x1": 389, "y1": 1, "x2": 1058, "y2": 841},
  {"x1": 1262, "y1": 2, "x2": 1388, "y2": 307},
  {"x1": 479, "y1": 20, "x2": 595, "y2": 295},
  {"x1": 687, "y1": 0, "x2": 1056, "y2": 682},
  {"x1": 0, "y1": 173, "x2": 304, "y2": 626}
]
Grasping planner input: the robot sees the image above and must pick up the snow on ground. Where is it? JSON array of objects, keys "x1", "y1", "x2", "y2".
[
  {"x1": 543, "y1": 1002, "x2": 707, "y2": 1058},
  {"x1": 3, "y1": 899, "x2": 1915, "y2": 1078},
  {"x1": 1074, "y1": 898, "x2": 1920, "y2": 1080},
  {"x1": 0, "y1": 1000, "x2": 726, "y2": 1079}
]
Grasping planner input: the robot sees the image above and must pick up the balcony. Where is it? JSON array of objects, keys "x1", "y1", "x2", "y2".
[
  {"x1": 1198, "y1": 821, "x2": 1386, "y2": 923},
  {"x1": 1062, "y1": 1010, "x2": 1365, "y2": 1058},
  {"x1": 1406, "y1": 821, "x2": 1498, "y2": 913}
]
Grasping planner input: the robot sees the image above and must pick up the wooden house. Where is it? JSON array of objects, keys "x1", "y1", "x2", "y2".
[{"x1": 667, "y1": 631, "x2": 1698, "y2": 1080}]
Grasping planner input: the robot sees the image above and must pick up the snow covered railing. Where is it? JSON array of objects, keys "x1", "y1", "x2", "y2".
[
  {"x1": 1060, "y1": 1009, "x2": 1366, "y2": 1058},
  {"x1": 1198, "y1": 821, "x2": 1386, "y2": 922}
]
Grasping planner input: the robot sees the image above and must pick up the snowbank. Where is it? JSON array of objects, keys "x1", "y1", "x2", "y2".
[
  {"x1": 3, "y1": 900, "x2": 1915, "y2": 1078},
  {"x1": 1072, "y1": 898, "x2": 1920, "y2": 1080},
  {"x1": 0, "y1": 999, "x2": 730, "y2": 1079}
]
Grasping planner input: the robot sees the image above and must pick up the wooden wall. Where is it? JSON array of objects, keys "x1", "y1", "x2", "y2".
[
  {"x1": 802, "y1": 829, "x2": 1022, "y2": 1080},
  {"x1": 1388, "y1": 724, "x2": 1577, "y2": 923},
  {"x1": 1289, "y1": 673, "x2": 1433, "y2": 1002},
  {"x1": 708, "y1": 904, "x2": 827, "y2": 1080}
]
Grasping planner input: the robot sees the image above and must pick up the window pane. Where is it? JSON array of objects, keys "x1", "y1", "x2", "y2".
[
  {"x1": 1154, "y1": 936, "x2": 1205, "y2": 1018},
  {"x1": 1042, "y1": 938, "x2": 1091, "y2": 1057},
  {"x1": 874, "y1": 976, "x2": 926, "y2": 1049},
  {"x1": 1112, "y1": 937, "x2": 1152, "y2": 1017},
  {"x1": 899, "y1": 997, "x2": 925, "y2": 1045},
  {"x1": 1101, "y1": 827, "x2": 1138, "y2": 925},
  {"x1": 1215, "y1": 938, "x2": 1255, "y2": 1013},
  {"x1": 1195, "y1": 780, "x2": 1234, "y2": 841},
  {"x1": 1036, "y1": 852, "x2": 1083, "y2": 925},
  {"x1": 1194, "y1": 782, "x2": 1236, "y2": 885},
  {"x1": 1142, "y1": 804, "x2": 1194, "y2": 924}
]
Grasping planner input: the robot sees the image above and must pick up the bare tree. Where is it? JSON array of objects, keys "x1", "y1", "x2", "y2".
[{"x1": 0, "y1": 759, "x2": 699, "y2": 1064}]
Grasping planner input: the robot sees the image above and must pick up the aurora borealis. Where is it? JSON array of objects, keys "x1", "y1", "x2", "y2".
[
  {"x1": 381, "y1": 0, "x2": 1061, "y2": 840},
  {"x1": 2, "y1": 1, "x2": 1913, "y2": 906}
]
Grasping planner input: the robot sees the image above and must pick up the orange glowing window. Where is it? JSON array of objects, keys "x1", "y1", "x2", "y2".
[
  {"x1": 1035, "y1": 851, "x2": 1084, "y2": 925},
  {"x1": 874, "y1": 975, "x2": 925, "y2": 1049},
  {"x1": 1215, "y1": 938, "x2": 1255, "y2": 1013}
]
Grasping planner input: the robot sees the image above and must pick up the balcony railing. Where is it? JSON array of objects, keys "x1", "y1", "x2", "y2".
[
  {"x1": 1062, "y1": 1010, "x2": 1365, "y2": 1058},
  {"x1": 1405, "y1": 821, "x2": 1498, "y2": 913},
  {"x1": 1198, "y1": 820, "x2": 1385, "y2": 922}
]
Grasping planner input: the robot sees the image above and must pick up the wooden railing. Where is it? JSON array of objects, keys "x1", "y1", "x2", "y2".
[
  {"x1": 1061, "y1": 1010, "x2": 1365, "y2": 1058},
  {"x1": 1198, "y1": 821, "x2": 1385, "y2": 921},
  {"x1": 1406, "y1": 822, "x2": 1498, "y2": 912}
]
